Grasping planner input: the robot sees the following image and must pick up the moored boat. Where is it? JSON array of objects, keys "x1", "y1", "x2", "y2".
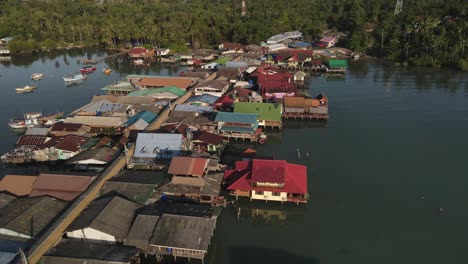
[
  {"x1": 31, "y1": 73, "x2": 44, "y2": 80},
  {"x1": 63, "y1": 73, "x2": 86, "y2": 83},
  {"x1": 133, "y1": 59, "x2": 144, "y2": 65},
  {"x1": 8, "y1": 112, "x2": 43, "y2": 129},
  {"x1": 80, "y1": 65, "x2": 96, "y2": 74},
  {"x1": 258, "y1": 134, "x2": 267, "y2": 144},
  {"x1": 103, "y1": 68, "x2": 112, "y2": 75},
  {"x1": 16, "y1": 85, "x2": 37, "y2": 94}
]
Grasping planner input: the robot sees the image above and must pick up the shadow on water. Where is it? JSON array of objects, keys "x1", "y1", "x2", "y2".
[{"x1": 228, "y1": 246, "x2": 320, "y2": 264}]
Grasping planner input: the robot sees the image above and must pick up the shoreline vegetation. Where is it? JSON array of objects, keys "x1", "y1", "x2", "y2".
[{"x1": 1, "y1": 0, "x2": 467, "y2": 71}]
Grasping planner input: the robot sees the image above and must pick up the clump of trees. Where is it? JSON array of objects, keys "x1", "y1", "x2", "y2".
[{"x1": 0, "y1": 0, "x2": 466, "y2": 69}]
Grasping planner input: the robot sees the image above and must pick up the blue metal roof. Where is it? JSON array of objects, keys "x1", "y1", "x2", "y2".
[
  {"x1": 215, "y1": 112, "x2": 258, "y2": 124},
  {"x1": 174, "y1": 104, "x2": 214, "y2": 113},
  {"x1": 133, "y1": 133, "x2": 183, "y2": 159},
  {"x1": 186, "y1": 94, "x2": 219, "y2": 105},
  {"x1": 126, "y1": 111, "x2": 158, "y2": 126}
]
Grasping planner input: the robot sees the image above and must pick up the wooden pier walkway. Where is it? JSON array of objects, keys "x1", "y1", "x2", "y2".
[{"x1": 82, "y1": 51, "x2": 128, "y2": 65}]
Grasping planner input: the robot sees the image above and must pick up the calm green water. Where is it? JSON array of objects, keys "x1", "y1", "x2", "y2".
[{"x1": 1, "y1": 51, "x2": 468, "y2": 264}]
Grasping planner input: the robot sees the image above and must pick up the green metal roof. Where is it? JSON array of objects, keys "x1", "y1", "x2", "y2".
[
  {"x1": 234, "y1": 102, "x2": 282, "y2": 121},
  {"x1": 212, "y1": 56, "x2": 233, "y2": 65},
  {"x1": 328, "y1": 59, "x2": 348, "y2": 68},
  {"x1": 127, "y1": 86, "x2": 186, "y2": 97}
]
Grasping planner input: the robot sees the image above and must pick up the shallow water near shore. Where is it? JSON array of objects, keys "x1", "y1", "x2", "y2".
[{"x1": 1, "y1": 50, "x2": 468, "y2": 264}]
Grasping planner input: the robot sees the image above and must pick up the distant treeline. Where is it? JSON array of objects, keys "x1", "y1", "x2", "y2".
[{"x1": 0, "y1": 0, "x2": 467, "y2": 69}]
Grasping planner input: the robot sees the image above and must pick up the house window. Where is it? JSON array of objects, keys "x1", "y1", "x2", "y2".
[
  {"x1": 255, "y1": 191, "x2": 264, "y2": 195},
  {"x1": 272, "y1": 192, "x2": 281, "y2": 196}
]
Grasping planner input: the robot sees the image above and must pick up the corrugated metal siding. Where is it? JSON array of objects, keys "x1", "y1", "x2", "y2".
[
  {"x1": 309, "y1": 107, "x2": 328, "y2": 114},
  {"x1": 285, "y1": 107, "x2": 304, "y2": 113}
]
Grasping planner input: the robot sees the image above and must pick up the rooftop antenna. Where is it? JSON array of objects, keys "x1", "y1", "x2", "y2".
[{"x1": 394, "y1": 0, "x2": 403, "y2": 15}]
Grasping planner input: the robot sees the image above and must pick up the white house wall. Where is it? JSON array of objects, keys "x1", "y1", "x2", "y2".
[
  {"x1": 251, "y1": 191, "x2": 287, "y2": 202},
  {"x1": 0, "y1": 228, "x2": 31, "y2": 239},
  {"x1": 67, "y1": 227, "x2": 117, "y2": 243}
]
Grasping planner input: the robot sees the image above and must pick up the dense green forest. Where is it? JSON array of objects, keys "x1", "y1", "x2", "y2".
[{"x1": 0, "y1": 0, "x2": 467, "y2": 69}]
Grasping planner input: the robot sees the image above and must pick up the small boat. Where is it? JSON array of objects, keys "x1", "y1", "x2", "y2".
[
  {"x1": 8, "y1": 112, "x2": 43, "y2": 129},
  {"x1": 63, "y1": 73, "x2": 86, "y2": 83},
  {"x1": 16, "y1": 85, "x2": 37, "y2": 94},
  {"x1": 31, "y1": 73, "x2": 44, "y2": 81},
  {"x1": 258, "y1": 134, "x2": 267, "y2": 144},
  {"x1": 103, "y1": 68, "x2": 112, "y2": 75},
  {"x1": 80, "y1": 65, "x2": 96, "y2": 74}
]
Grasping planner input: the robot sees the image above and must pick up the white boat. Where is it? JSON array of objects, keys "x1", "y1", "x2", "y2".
[
  {"x1": 16, "y1": 85, "x2": 37, "y2": 94},
  {"x1": 63, "y1": 73, "x2": 86, "y2": 82},
  {"x1": 31, "y1": 73, "x2": 44, "y2": 80},
  {"x1": 8, "y1": 112, "x2": 43, "y2": 129}
]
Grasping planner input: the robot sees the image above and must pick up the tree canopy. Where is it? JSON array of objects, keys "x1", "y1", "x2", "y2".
[{"x1": 0, "y1": 0, "x2": 467, "y2": 68}]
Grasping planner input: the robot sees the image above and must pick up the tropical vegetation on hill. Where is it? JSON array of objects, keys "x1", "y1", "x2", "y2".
[{"x1": 0, "y1": 0, "x2": 466, "y2": 69}]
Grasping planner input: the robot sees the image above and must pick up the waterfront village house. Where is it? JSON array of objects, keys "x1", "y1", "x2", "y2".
[
  {"x1": 0, "y1": 175, "x2": 38, "y2": 196},
  {"x1": 283, "y1": 95, "x2": 329, "y2": 120},
  {"x1": 100, "y1": 81, "x2": 135, "y2": 95},
  {"x1": 49, "y1": 123, "x2": 92, "y2": 137},
  {"x1": 156, "y1": 156, "x2": 225, "y2": 204},
  {"x1": 276, "y1": 49, "x2": 314, "y2": 67},
  {"x1": 167, "y1": 156, "x2": 209, "y2": 187},
  {"x1": 73, "y1": 99, "x2": 132, "y2": 117},
  {"x1": 213, "y1": 95, "x2": 235, "y2": 111},
  {"x1": 266, "y1": 31, "x2": 303, "y2": 44},
  {"x1": 127, "y1": 86, "x2": 186, "y2": 99},
  {"x1": 226, "y1": 87, "x2": 263, "y2": 103},
  {"x1": 155, "y1": 48, "x2": 170, "y2": 56},
  {"x1": 129, "y1": 47, "x2": 148, "y2": 59},
  {"x1": 233, "y1": 102, "x2": 283, "y2": 129},
  {"x1": 129, "y1": 133, "x2": 184, "y2": 169},
  {"x1": 327, "y1": 59, "x2": 349, "y2": 72},
  {"x1": 317, "y1": 36, "x2": 338, "y2": 48},
  {"x1": 125, "y1": 210, "x2": 216, "y2": 261},
  {"x1": 224, "y1": 159, "x2": 308, "y2": 204},
  {"x1": 173, "y1": 104, "x2": 215, "y2": 114},
  {"x1": 66, "y1": 146, "x2": 120, "y2": 166},
  {"x1": 293, "y1": 70, "x2": 307, "y2": 82},
  {"x1": 0, "y1": 37, "x2": 12, "y2": 55},
  {"x1": 35, "y1": 135, "x2": 91, "y2": 161},
  {"x1": 185, "y1": 94, "x2": 219, "y2": 106},
  {"x1": 29, "y1": 173, "x2": 95, "y2": 201},
  {"x1": 179, "y1": 71, "x2": 213, "y2": 80},
  {"x1": 127, "y1": 75, "x2": 199, "y2": 90},
  {"x1": 193, "y1": 49, "x2": 218, "y2": 61},
  {"x1": 62, "y1": 116, "x2": 126, "y2": 134},
  {"x1": 125, "y1": 111, "x2": 158, "y2": 131},
  {"x1": 99, "y1": 170, "x2": 164, "y2": 205},
  {"x1": 214, "y1": 112, "x2": 260, "y2": 140},
  {"x1": 216, "y1": 66, "x2": 244, "y2": 83},
  {"x1": 66, "y1": 195, "x2": 140, "y2": 243},
  {"x1": 41, "y1": 239, "x2": 137, "y2": 264},
  {"x1": 0, "y1": 196, "x2": 67, "y2": 239},
  {"x1": 218, "y1": 42, "x2": 245, "y2": 53},
  {"x1": 164, "y1": 109, "x2": 217, "y2": 133},
  {"x1": 260, "y1": 81, "x2": 297, "y2": 101},
  {"x1": 194, "y1": 79, "x2": 230, "y2": 97},
  {"x1": 191, "y1": 130, "x2": 225, "y2": 154}
]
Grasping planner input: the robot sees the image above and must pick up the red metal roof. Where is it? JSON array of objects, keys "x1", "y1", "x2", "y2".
[
  {"x1": 168, "y1": 157, "x2": 209, "y2": 177},
  {"x1": 213, "y1": 95, "x2": 234, "y2": 106},
  {"x1": 17, "y1": 135, "x2": 48, "y2": 146},
  {"x1": 29, "y1": 174, "x2": 94, "y2": 201},
  {"x1": 192, "y1": 130, "x2": 224, "y2": 145},
  {"x1": 129, "y1": 47, "x2": 147, "y2": 55},
  {"x1": 41, "y1": 135, "x2": 89, "y2": 152},
  {"x1": 225, "y1": 159, "x2": 308, "y2": 194},
  {"x1": 251, "y1": 159, "x2": 286, "y2": 183},
  {"x1": 261, "y1": 82, "x2": 297, "y2": 94}
]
